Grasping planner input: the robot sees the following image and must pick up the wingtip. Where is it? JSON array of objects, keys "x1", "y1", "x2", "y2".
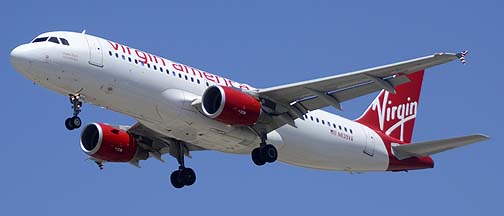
[
  {"x1": 474, "y1": 133, "x2": 490, "y2": 140},
  {"x1": 456, "y1": 50, "x2": 469, "y2": 64}
]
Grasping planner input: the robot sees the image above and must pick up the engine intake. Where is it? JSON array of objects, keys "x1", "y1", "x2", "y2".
[
  {"x1": 80, "y1": 123, "x2": 143, "y2": 162},
  {"x1": 201, "y1": 85, "x2": 261, "y2": 125}
]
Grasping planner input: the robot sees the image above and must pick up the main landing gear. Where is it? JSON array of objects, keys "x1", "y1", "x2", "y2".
[
  {"x1": 251, "y1": 132, "x2": 278, "y2": 166},
  {"x1": 170, "y1": 141, "x2": 196, "y2": 189},
  {"x1": 65, "y1": 94, "x2": 83, "y2": 130}
]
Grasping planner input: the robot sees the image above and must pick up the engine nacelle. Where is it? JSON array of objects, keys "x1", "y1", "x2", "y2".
[
  {"x1": 80, "y1": 123, "x2": 145, "y2": 162},
  {"x1": 201, "y1": 85, "x2": 261, "y2": 125}
]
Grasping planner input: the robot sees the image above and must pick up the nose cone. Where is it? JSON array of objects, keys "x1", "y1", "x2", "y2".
[{"x1": 10, "y1": 44, "x2": 32, "y2": 73}]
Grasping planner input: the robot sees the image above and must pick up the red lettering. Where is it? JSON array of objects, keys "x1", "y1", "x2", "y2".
[
  {"x1": 227, "y1": 80, "x2": 235, "y2": 87},
  {"x1": 214, "y1": 75, "x2": 221, "y2": 84},
  {"x1": 126, "y1": 47, "x2": 132, "y2": 55},
  {"x1": 108, "y1": 41, "x2": 119, "y2": 51},
  {"x1": 172, "y1": 63, "x2": 184, "y2": 71},
  {"x1": 160, "y1": 58, "x2": 167, "y2": 67},
  {"x1": 120, "y1": 45, "x2": 126, "y2": 53},
  {"x1": 152, "y1": 55, "x2": 159, "y2": 64},
  {"x1": 239, "y1": 84, "x2": 250, "y2": 90},
  {"x1": 135, "y1": 50, "x2": 148, "y2": 63},
  {"x1": 183, "y1": 65, "x2": 189, "y2": 73},
  {"x1": 191, "y1": 67, "x2": 200, "y2": 76},
  {"x1": 147, "y1": 53, "x2": 153, "y2": 62},
  {"x1": 196, "y1": 69, "x2": 203, "y2": 78},
  {"x1": 203, "y1": 72, "x2": 215, "y2": 82}
]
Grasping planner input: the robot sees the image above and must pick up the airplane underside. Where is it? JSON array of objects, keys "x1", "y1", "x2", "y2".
[{"x1": 9, "y1": 31, "x2": 487, "y2": 189}]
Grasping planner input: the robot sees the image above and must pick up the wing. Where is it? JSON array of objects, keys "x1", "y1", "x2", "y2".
[{"x1": 254, "y1": 51, "x2": 467, "y2": 128}]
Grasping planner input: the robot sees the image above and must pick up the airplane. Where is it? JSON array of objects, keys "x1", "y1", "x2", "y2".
[{"x1": 10, "y1": 31, "x2": 489, "y2": 188}]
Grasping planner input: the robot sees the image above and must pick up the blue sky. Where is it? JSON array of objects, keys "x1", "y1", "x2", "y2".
[{"x1": 1, "y1": 1, "x2": 501, "y2": 215}]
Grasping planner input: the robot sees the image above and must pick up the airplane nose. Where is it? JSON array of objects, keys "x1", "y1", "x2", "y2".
[{"x1": 10, "y1": 45, "x2": 32, "y2": 73}]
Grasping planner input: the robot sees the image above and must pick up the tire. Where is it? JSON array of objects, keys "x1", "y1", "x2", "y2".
[
  {"x1": 170, "y1": 170, "x2": 184, "y2": 189},
  {"x1": 180, "y1": 168, "x2": 196, "y2": 186},
  {"x1": 65, "y1": 118, "x2": 74, "y2": 130},
  {"x1": 71, "y1": 116, "x2": 81, "y2": 129},
  {"x1": 252, "y1": 148, "x2": 266, "y2": 166},
  {"x1": 261, "y1": 144, "x2": 278, "y2": 163}
]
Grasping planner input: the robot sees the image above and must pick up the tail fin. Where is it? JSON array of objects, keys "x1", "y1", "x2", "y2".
[{"x1": 356, "y1": 71, "x2": 424, "y2": 143}]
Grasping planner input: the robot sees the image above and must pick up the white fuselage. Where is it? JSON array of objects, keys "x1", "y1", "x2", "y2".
[{"x1": 11, "y1": 31, "x2": 390, "y2": 171}]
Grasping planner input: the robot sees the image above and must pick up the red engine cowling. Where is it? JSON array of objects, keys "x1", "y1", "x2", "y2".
[
  {"x1": 201, "y1": 85, "x2": 261, "y2": 125},
  {"x1": 80, "y1": 123, "x2": 138, "y2": 162}
]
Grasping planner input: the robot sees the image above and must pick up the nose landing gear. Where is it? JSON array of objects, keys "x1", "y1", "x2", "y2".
[{"x1": 65, "y1": 94, "x2": 83, "y2": 130}]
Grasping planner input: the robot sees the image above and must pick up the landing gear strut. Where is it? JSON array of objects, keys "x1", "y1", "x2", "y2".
[
  {"x1": 65, "y1": 94, "x2": 83, "y2": 130},
  {"x1": 251, "y1": 131, "x2": 278, "y2": 166},
  {"x1": 170, "y1": 141, "x2": 196, "y2": 189}
]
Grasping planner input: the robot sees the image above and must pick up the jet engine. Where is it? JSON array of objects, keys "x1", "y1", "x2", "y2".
[
  {"x1": 80, "y1": 123, "x2": 148, "y2": 162},
  {"x1": 201, "y1": 85, "x2": 261, "y2": 125}
]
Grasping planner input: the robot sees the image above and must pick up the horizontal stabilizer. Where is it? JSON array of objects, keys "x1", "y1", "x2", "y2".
[{"x1": 392, "y1": 134, "x2": 489, "y2": 160}]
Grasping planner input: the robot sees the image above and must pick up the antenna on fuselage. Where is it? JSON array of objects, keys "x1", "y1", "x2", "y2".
[{"x1": 81, "y1": 30, "x2": 86, "y2": 34}]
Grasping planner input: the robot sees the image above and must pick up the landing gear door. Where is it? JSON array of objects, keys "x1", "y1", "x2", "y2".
[
  {"x1": 363, "y1": 129, "x2": 375, "y2": 156},
  {"x1": 85, "y1": 35, "x2": 103, "y2": 67}
]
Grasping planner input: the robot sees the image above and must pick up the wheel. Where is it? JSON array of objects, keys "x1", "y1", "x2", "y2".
[
  {"x1": 71, "y1": 116, "x2": 81, "y2": 129},
  {"x1": 252, "y1": 148, "x2": 266, "y2": 166},
  {"x1": 170, "y1": 170, "x2": 184, "y2": 189},
  {"x1": 65, "y1": 118, "x2": 74, "y2": 130},
  {"x1": 261, "y1": 144, "x2": 278, "y2": 163},
  {"x1": 180, "y1": 168, "x2": 196, "y2": 186}
]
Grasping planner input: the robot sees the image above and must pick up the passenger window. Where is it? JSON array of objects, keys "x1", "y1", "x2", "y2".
[
  {"x1": 173, "y1": 72, "x2": 176, "y2": 76},
  {"x1": 134, "y1": 59, "x2": 138, "y2": 64},
  {"x1": 115, "y1": 53, "x2": 119, "y2": 58},
  {"x1": 128, "y1": 57, "x2": 132, "y2": 62},
  {"x1": 191, "y1": 77, "x2": 194, "y2": 82},
  {"x1": 310, "y1": 116, "x2": 313, "y2": 121},
  {"x1": 344, "y1": 127, "x2": 347, "y2": 132},
  {"x1": 322, "y1": 120, "x2": 325, "y2": 124},
  {"x1": 32, "y1": 37, "x2": 48, "y2": 43},
  {"x1": 108, "y1": 51, "x2": 112, "y2": 56},
  {"x1": 179, "y1": 74, "x2": 182, "y2": 78},
  {"x1": 333, "y1": 123, "x2": 336, "y2": 128},
  {"x1": 121, "y1": 55, "x2": 125, "y2": 60},
  {"x1": 147, "y1": 64, "x2": 151, "y2": 68},
  {"x1": 197, "y1": 79, "x2": 200, "y2": 84},
  {"x1": 160, "y1": 67, "x2": 164, "y2": 72},
  {"x1": 48, "y1": 37, "x2": 60, "y2": 44},
  {"x1": 339, "y1": 125, "x2": 342, "y2": 130},
  {"x1": 349, "y1": 129, "x2": 353, "y2": 134},
  {"x1": 60, "y1": 38, "x2": 69, "y2": 45},
  {"x1": 327, "y1": 121, "x2": 331, "y2": 126},
  {"x1": 316, "y1": 118, "x2": 319, "y2": 123},
  {"x1": 185, "y1": 75, "x2": 188, "y2": 80},
  {"x1": 154, "y1": 65, "x2": 157, "y2": 70},
  {"x1": 206, "y1": 82, "x2": 209, "y2": 87}
]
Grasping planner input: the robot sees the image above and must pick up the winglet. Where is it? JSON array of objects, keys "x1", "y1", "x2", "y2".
[{"x1": 456, "y1": 50, "x2": 469, "y2": 64}]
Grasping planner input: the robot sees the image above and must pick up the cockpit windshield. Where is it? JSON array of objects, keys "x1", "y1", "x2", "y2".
[
  {"x1": 31, "y1": 36, "x2": 70, "y2": 46},
  {"x1": 48, "y1": 37, "x2": 60, "y2": 44},
  {"x1": 32, "y1": 37, "x2": 48, "y2": 43}
]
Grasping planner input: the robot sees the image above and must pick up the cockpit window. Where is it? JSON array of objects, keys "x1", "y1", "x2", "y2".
[
  {"x1": 32, "y1": 37, "x2": 48, "y2": 43},
  {"x1": 48, "y1": 37, "x2": 60, "y2": 44},
  {"x1": 60, "y1": 38, "x2": 69, "y2": 46}
]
